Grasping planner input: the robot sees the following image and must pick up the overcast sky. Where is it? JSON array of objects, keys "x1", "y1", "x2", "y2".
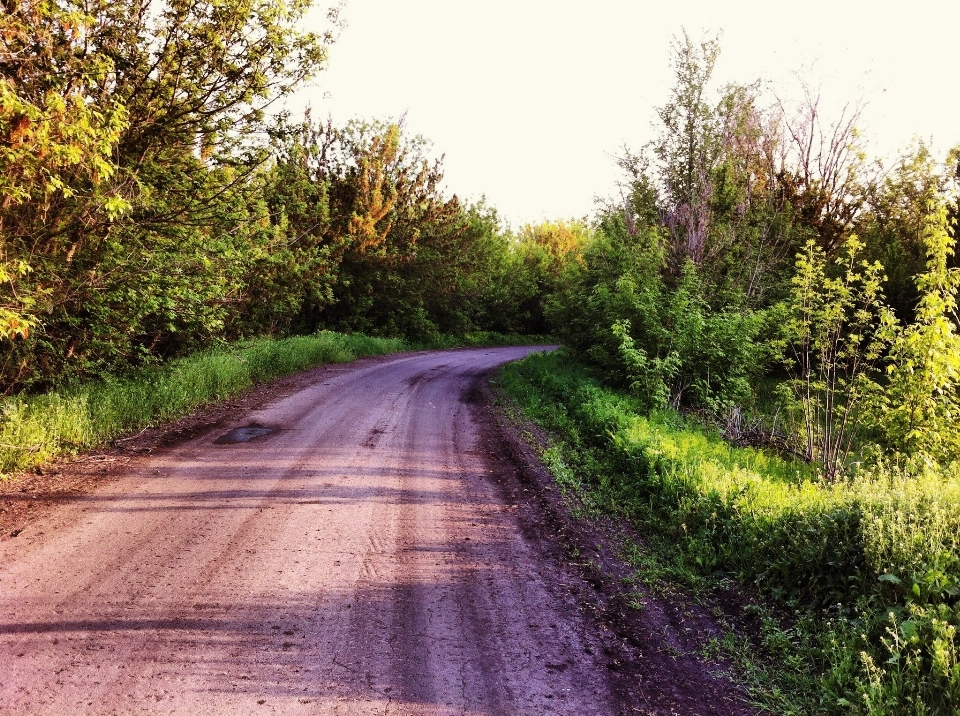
[{"x1": 291, "y1": 1, "x2": 960, "y2": 228}]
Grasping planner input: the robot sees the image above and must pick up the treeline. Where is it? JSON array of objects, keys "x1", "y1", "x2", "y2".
[
  {"x1": 0, "y1": 0, "x2": 564, "y2": 394},
  {"x1": 504, "y1": 32, "x2": 960, "y2": 713},
  {"x1": 536, "y1": 32, "x2": 960, "y2": 477}
]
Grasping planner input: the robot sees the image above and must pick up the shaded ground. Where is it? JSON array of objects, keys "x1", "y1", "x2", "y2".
[{"x1": 0, "y1": 347, "x2": 757, "y2": 715}]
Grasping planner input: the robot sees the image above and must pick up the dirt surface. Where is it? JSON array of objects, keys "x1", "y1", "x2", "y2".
[{"x1": 0, "y1": 347, "x2": 756, "y2": 715}]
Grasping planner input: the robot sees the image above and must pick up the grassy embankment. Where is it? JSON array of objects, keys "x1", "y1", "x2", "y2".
[
  {"x1": 0, "y1": 331, "x2": 406, "y2": 476},
  {"x1": 496, "y1": 349, "x2": 960, "y2": 715}
]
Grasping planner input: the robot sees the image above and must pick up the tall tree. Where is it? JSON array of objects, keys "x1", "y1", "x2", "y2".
[
  {"x1": 0, "y1": 0, "x2": 337, "y2": 389},
  {"x1": 775, "y1": 79, "x2": 869, "y2": 255},
  {"x1": 650, "y1": 30, "x2": 722, "y2": 271},
  {"x1": 0, "y1": 0, "x2": 129, "y2": 342}
]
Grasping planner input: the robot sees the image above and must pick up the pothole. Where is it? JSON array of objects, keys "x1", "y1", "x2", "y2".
[{"x1": 214, "y1": 423, "x2": 278, "y2": 445}]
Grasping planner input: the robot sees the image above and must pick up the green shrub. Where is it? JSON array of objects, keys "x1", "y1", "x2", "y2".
[{"x1": 551, "y1": 218, "x2": 769, "y2": 413}]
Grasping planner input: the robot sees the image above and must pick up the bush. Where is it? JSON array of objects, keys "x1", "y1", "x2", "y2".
[{"x1": 551, "y1": 218, "x2": 769, "y2": 413}]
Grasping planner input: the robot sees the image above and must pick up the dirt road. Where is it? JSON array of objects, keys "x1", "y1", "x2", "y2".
[{"x1": 0, "y1": 346, "x2": 628, "y2": 715}]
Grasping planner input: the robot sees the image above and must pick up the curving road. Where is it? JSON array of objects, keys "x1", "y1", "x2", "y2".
[{"x1": 0, "y1": 347, "x2": 620, "y2": 715}]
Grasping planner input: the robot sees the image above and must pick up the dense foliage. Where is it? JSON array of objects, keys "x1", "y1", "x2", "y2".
[
  {"x1": 0, "y1": 0, "x2": 334, "y2": 388},
  {"x1": 547, "y1": 31, "x2": 960, "y2": 476},
  {"x1": 0, "y1": 0, "x2": 564, "y2": 394},
  {"x1": 512, "y1": 30, "x2": 960, "y2": 716}
]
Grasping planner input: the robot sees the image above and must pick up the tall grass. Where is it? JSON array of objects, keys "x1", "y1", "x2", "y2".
[
  {"x1": 497, "y1": 349, "x2": 960, "y2": 714},
  {"x1": 0, "y1": 331, "x2": 406, "y2": 475}
]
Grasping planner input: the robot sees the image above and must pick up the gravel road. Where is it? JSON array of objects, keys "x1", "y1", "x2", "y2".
[{"x1": 0, "y1": 346, "x2": 624, "y2": 715}]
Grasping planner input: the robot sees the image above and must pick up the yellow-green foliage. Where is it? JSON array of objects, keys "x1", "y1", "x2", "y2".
[
  {"x1": 0, "y1": 331, "x2": 405, "y2": 475},
  {"x1": 499, "y1": 349, "x2": 960, "y2": 714},
  {"x1": 857, "y1": 468, "x2": 960, "y2": 587},
  {"x1": 873, "y1": 201, "x2": 960, "y2": 464}
]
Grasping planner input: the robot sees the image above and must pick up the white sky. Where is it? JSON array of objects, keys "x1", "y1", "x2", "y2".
[{"x1": 292, "y1": 1, "x2": 960, "y2": 228}]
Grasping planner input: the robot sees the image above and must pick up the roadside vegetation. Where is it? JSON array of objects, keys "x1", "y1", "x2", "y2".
[
  {"x1": 0, "y1": 331, "x2": 404, "y2": 474},
  {"x1": 499, "y1": 351, "x2": 960, "y2": 713},
  {"x1": 496, "y1": 31, "x2": 960, "y2": 716},
  {"x1": 4, "y1": 2, "x2": 960, "y2": 711}
]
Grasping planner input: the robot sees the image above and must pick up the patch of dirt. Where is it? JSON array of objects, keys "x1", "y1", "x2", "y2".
[{"x1": 473, "y1": 374, "x2": 759, "y2": 716}]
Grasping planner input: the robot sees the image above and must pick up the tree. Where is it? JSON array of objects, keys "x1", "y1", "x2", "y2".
[
  {"x1": 238, "y1": 118, "x2": 338, "y2": 337},
  {"x1": 873, "y1": 200, "x2": 960, "y2": 464},
  {"x1": 777, "y1": 237, "x2": 897, "y2": 480},
  {"x1": 319, "y1": 119, "x2": 463, "y2": 338},
  {"x1": 857, "y1": 142, "x2": 955, "y2": 321},
  {"x1": 649, "y1": 30, "x2": 723, "y2": 272},
  {"x1": 0, "y1": 0, "x2": 338, "y2": 389},
  {"x1": 775, "y1": 78, "x2": 870, "y2": 255},
  {"x1": 621, "y1": 31, "x2": 804, "y2": 305},
  {"x1": 0, "y1": 0, "x2": 129, "y2": 342},
  {"x1": 504, "y1": 220, "x2": 590, "y2": 334}
]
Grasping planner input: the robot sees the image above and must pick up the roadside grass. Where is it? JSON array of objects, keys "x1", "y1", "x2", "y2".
[
  {"x1": 496, "y1": 349, "x2": 960, "y2": 715},
  {"x1": 0, "y1": 331, "x2": 406, "y2": 476}
]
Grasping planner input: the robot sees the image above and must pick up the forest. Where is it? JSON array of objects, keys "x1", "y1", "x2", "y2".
[
  {"x1": 0, "y1": 0, "x2": 561, "y2": 393},
  {"x1": 2, "y1": 1, "x2": 959, "y2": 712}
]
